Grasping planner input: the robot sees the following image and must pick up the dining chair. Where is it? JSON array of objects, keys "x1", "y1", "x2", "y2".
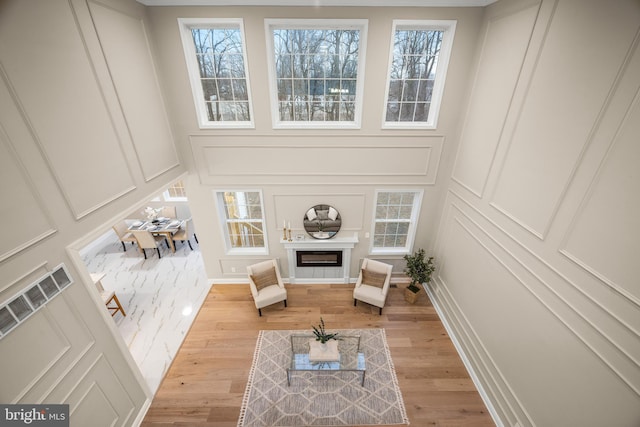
[
  {"x1": 131, "y1": 230, "x2": 169, "y2": 259},
  {"x1": 172, "y1": 218, "x2": 194, "y2": 250},
  {"x1": 112, "y1": 221, "x2": 137, "y2": 252},
  {"x1": 160, "y1": 206, "x2": 177, "y2": 219}
]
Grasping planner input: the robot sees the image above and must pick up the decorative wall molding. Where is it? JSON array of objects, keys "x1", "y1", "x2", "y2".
[
  {"x1": 559, "y1": 63, "x2": 640, "y2": 309},
  {"x1": 0, "y1": 2, "x2": 137, "y2": 220},
  {"x1": 442, "y1": 200, "x2": 640, "y2": 396},
  {"x1": 0, "y1": 76, "x2": 57, "y2": 264},
  {"x1": 489, "y1": 0, "x2": 639, "y2": 241},
  {"x1": 190, "y1": 134, "x2": 443, "y2": 186},
  {"x1": 450, "y1": 0, "x2": 540, "y2": 198},
  {"x1": 87, "y1": 0, "x2": 181, "y2": 183},
  {"x1": 426, "y1": 278, "x2": 523, "y2": 427},
  {"x1": 63, "y1": 354, "x2": 136, "y2": 425}
]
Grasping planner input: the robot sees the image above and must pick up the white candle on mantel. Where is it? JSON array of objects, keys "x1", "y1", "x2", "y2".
[
  {"x1": 283, "y1": 219, "x2": 286, "y2": 229},
  {"x1": 288, "y1": 221, "x2": 291, "y2": 230}
]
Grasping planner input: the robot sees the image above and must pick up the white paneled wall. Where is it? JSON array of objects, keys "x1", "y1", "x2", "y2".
[
  {"x1": 434, "y1": 0, "x2": 640, "y2": 426},
  {"x1": 0, "y1": 0, "x2": 185, "y2": 425},
  {"x1": 88, "y1": 0, "x2": 179, "y2": 181}
]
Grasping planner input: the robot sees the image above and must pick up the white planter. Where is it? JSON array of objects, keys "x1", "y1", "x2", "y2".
[{"x1": 309, "y1": 339, "x2": 340, "y2": 362}]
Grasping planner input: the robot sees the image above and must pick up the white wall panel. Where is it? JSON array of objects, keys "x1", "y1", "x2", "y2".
[
  {"x1": 65, "y1": 356, "x2": 135, "y2": 426},
  {"x1": 89, "y1": 1, "x2": 179, "y2": 182},
  {"x1": 0, "y1": 0, "x2": 135, "y2": 219},
  {"x1": 0, "y1": 297, "x2": 94, "y2": 403},
  {"x1": 563, "y1": 91, "x2": 640, "y2": 303},
  {"x1": 191, "y1": 135, "x2": 443, "y2": 186},
  {"x1": 490, "y1": 0, "x2": 640, "y2": 237},
  {"x1": 71, "y1": 382, "x2": 119, "y2": 426},
  {"x1": 0, "y1": 124, "x2": 55, "y2": 263},
  {"x1": 436, "y1": 202, "x2": 640, "y2": 427},
  {"x1": 452, "y1": 2, "x2": 538, "y2": 197}
]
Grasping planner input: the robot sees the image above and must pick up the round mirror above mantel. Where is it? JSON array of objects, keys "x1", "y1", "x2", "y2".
[{"x1": 303, "y1": 204, "x2": 341, "y2": 239}]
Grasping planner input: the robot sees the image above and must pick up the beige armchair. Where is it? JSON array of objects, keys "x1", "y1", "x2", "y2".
[
  {"x1": 246, "y1": 259, "x2": 287, "y2": 316},
  {"x1": 112, "y1": 221, "x2": 137, "y2": 252},
  {"x1": 353, "y1": 258, "x2": 393, "y2": 315},
  {"x1": 131, "y1": 230, "x2": 169, "y2": 259}
]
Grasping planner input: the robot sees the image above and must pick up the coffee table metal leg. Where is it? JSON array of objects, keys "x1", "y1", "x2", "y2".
[
  {"x1": 361, "y1": 371, "x2": 366, "y2": 386},
  {"x1": 287, "y1": 369, "x2": 291, "y2": 386}
]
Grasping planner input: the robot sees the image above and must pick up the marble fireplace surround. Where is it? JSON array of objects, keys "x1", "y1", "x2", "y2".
[{"x1": 281, "y1": 234, "x2": 358, "y2": 284}]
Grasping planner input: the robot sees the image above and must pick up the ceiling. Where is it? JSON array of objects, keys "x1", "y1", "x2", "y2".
[{"x1": 136, "y1": 0, "x2": 497, "y2": 6}]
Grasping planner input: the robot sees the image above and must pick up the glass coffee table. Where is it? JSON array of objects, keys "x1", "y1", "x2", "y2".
[{"x1": 287, "y1": 335, "x2": 366, "y2": 386}]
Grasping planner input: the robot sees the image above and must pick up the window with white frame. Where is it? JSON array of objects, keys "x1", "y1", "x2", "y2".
[
  {"x1": 383, "y1": 20, "x2": 456, "y2": 129},
  {"x1": 163, "y1": 180, "x2": 188, "y2": 202},
  {"x1": 371, "y1": 190, "x2": 423, "y2": 254},
  {"x1": 178, "y1": 18, "x2": 254, "y2": 128},
  {"x1": 265, "y1": 19, "x2": 368, "y2": 128},
  {"x1": 216, "y1": 191, "x2": 267, "y2": 254}
]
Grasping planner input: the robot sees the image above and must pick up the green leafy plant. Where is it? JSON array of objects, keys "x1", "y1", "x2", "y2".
[
  {"x1": 311, "y1": 317, "x2": 339, "y2": 343},
  {"x1": 403, "y1": 248, "x2": 435, "y2": 294}
]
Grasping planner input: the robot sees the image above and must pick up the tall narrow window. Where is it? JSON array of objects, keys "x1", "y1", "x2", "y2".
[
  {"x1": 265, "y1": 19, "x2": 368, "y2": 128},
  {"x1": 371, "y1": 190, "x2": 423, "y2": 254},
  {"x1": 179, "y1": 18, "x2": 254, "y2": 128},
  {"x1": 216, "y1": 191, "x2": 267, "y2": 254},
  {"x1": 383, "y1": 20, "x2": 456, "y2": 129}
]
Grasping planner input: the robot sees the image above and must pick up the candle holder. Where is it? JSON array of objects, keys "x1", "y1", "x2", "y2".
[
  {"x1": 283, "y1": 227, "x2": 288, "y2": 241},
  {"x1": 288, "y1": 229, "x2": 293, "y2": 241}
]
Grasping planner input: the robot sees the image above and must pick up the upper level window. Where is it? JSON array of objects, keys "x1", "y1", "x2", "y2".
[
  {"x1": 163, "y1": 180, "x2": 187, "y2": 202},
  {"x1": 370, "y1": 190, "x2": 423, "y2": 255},
  {"x1": 265, "y1": 19, "x2": 368, "y2": 129},
  {"x1": 216, "y1": 190, "x2": 268, "y2": 255},
  {"x1": 383, "y1": 20, "x2": 456, "y2": 129},
  {"x1": 178, "y1": 18, "x2": 254, "y2": 128}
]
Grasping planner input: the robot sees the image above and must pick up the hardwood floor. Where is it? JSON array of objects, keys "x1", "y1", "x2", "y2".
[{"x1": 141, "y1": 283, "x2": 494, "y2": 426}]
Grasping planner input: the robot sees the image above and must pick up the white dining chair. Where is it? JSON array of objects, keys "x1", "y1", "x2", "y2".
[
  {"x1": 160, "y1": 206, "x2": 177, "y2": 219},
  {"x1": 112, "y1": 221, "x2": 137, "y2": 252},
  {"x1": 131, "y1": 230, "x2": 169, "y2": 259},
  {"x1": 172, "y1": 218, "x2": 194, "y2": 250}
]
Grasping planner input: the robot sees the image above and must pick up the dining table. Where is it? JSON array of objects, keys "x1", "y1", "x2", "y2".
[{"x1": 128, "y1": 218, "x2": 184, "y2": 252}]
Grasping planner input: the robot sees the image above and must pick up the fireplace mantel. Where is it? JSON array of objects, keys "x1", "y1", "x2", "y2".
[{"x1": 281, "y1": 234, "x2": 358, "y2": 284}]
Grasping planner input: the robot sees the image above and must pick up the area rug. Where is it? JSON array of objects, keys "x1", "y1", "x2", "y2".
[{"x1": 238, "y1": 328, "x2": 409, "y2": 426}]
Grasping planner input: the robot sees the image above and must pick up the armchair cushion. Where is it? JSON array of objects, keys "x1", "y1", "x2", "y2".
[
  {"x1": 361, "y1": 268, "x2": 387, "y2": 289},
  {"x1": 250, "y1": 266, "x2": 278, "y2": 291}
]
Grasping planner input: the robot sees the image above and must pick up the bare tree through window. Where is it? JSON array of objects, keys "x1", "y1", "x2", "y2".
[
  {"x1": 384, "y1": 21, "x2": 455, "y2": 127},
  {"x1": 269, "y1": 22, "x2": 364, "y2": 124},
  {"x1": 191, "y1": 28, "x2": 250, "y2": 122}
]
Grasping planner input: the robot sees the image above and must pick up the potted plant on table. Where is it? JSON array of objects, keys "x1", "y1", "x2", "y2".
[
  {"x1": 309, "y1": 317, "x2": 340, "y2": 361},
  {"x1": 403, "y1": 248, "x2": 435, "y2": 304}
]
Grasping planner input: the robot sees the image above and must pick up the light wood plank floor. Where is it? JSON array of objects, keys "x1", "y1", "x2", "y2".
[{"x1": 142, "y1": 283, "x2": 494, "y2": 426}]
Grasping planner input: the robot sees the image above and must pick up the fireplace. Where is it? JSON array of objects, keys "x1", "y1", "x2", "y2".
[{"x1": 296, "y1": 250, "x2": 343, "y2": 267}]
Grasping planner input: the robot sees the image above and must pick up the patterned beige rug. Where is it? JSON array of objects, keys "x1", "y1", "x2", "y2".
[{"x1": 238, "y1": 328, "x2": 409, "y2": 426}]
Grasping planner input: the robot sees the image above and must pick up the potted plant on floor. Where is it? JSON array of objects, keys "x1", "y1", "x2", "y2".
[{"x1": 403, "y1": 248, "x2": 435, "y2": 304}]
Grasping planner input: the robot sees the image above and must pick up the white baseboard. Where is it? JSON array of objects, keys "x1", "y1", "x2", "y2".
[{"x1": 423, "y1": 282, "x2": 504, "y2": 427}]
